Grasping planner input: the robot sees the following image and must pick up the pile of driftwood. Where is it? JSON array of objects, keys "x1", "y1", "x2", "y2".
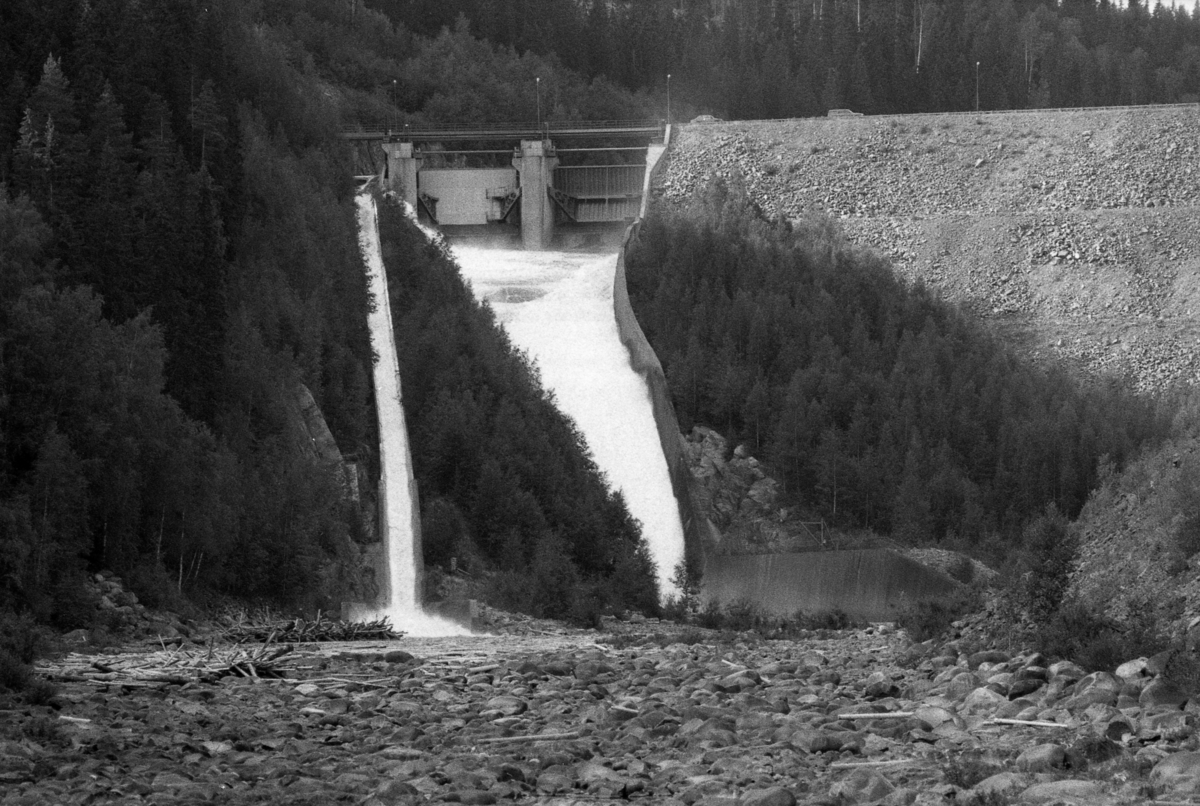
[
  {"x1": 219, "y1": 612, "x2": 401, "y2": 643},
  {"x1": 41, "y1": 614, "x2": 403, "y2": 687},
  {"x1": 43, "y1": 642, "x2": 297, "y2": 687}
]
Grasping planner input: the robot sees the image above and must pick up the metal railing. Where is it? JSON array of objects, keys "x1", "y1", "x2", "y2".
[{"x1": 342, "y1": 118, "x2": 665, "y2": 141}]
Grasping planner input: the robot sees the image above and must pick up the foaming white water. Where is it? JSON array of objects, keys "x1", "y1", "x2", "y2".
[
  {"x1": 356, "y1": 193, "x2": 468, "y2": 636},
  {"x1": 452, "y1": 246, "x2": 684, "y2": 599}
]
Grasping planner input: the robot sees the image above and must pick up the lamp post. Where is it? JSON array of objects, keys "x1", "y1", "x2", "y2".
[
  {"x1": 667, "y1": 73, "x2": 672, "y2": 124},
  {"x1": 975, "y1": 61, "x2": 980, "y2": 112},
  {"x1": 536, "y1": 77, "x2": 542, "y2": 132},
  {"x1": 391, "y1": 79, "x2": 397, "y2": 132}
]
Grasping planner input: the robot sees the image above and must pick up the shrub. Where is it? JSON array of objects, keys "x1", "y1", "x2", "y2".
[
  {"x1": 661, "y1": 594, "x2": 689, "y2": 622},
  {"x1": 127, "y1": 560, "x2": 184, "y2": 611},
  {"x1": 1017, "y1": 506, "x2": 1076, "y2": 622},
  {"x1": 48, "y1": 572, "x2": 101, "y2": 631},
  {"x1": 799, "y1": 608, "x2": 856, "y2": 631},
  {"x1": 948, "y1": 554, "x2": 976, "y2": 584},
  {"x1": 895, "y1": 587, "x2": 981, "y2": 642},
  {"x1": 724, "y1": 597, "x2": 769, "y2": 631},
  {"x1": 762, "y1": 162, "x2": 780, "y2": 176},
  {"x1": 697, "y1": 597, "x2": 725, "y2": 629},
  {"x1": 0, "y1": 610, "x2": 52, "y2": 698},
  {"x1": 0, "y1": 611, "x2": 40, "y2": 664},
  {"x1": 1034, "y1": 601, "x2": 1168, "y2": 672},
  {"x1": 566, "y1": 581, "x2": 606, "y2": 628},
  {"x1": 0, "y1": 650, "x2": 30, "y2": 693}
]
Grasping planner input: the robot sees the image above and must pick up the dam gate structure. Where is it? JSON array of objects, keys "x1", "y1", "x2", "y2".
[{"x1": 344, "y1": 121, "x2": 665, "y2": 249}]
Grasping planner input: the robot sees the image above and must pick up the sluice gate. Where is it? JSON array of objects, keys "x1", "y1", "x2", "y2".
[{"x1": 346, "y1": 121, "x2": 665, "y2": 249}]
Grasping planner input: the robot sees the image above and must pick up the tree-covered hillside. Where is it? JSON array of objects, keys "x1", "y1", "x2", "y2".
[
  {"x1": 370, "y1": 0, "x2": 1200, "y2": 120},
  {"x1": 0, "y1": 0, "x2": 656, "y2": 629},
  {"x1": 625, "y1": 178, "x2": 1173, "y2": 557}
]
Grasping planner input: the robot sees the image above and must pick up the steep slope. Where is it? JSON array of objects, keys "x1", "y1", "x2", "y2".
[{"x1": 656, "y1": 106, "x2": 1200, "y2": 392}]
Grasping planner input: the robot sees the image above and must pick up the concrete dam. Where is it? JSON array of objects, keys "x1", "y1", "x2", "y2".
[
  {"x1": 349, "y1": 121, "x2": 665, "y2": 250},
  {"x1": 349, "y1": 119, "x2": 959, "y2": 624}
]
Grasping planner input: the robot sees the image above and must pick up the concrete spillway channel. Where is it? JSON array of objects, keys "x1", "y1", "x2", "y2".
[{"x1": 451, "y1": 246, "x2": 686, "y2": 600}]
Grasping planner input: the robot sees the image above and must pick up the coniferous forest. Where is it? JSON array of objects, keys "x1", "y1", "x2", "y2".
[
  {"x1": 625, "y1": 180, "x2": 1173, "y2": 558},
  {"x1": 1, "y1": 0, "x2": 1198, "y2": 642},
  {"x1": 372, "y1": 0, "x2": 1200, "y2": 119},
  {"x1": 0, "y1": 0, "x2": 663, "y2": 628}
]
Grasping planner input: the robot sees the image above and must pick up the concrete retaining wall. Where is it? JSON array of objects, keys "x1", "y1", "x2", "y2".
[
  {"x1": 611, "y1": 125, "x2": 711, "y2": 576},
  {"x1": 702, "y1": 549, "x2": 959, "y2": 622},
  {"x1": 613, "y1": 231, "x2": 708, "y2": 576}
]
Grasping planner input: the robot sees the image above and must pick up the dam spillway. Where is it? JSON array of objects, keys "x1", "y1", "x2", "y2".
[{"x1": 452, "y1": 246, "x2": 685, "y2": 600}]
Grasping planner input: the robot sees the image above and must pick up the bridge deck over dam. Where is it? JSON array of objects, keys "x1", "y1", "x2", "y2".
[{"x1": 344, "y1": 120, "x2": 666, "y2": 249}]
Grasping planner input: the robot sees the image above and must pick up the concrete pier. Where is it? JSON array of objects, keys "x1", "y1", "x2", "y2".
[
  {"x1": 514, "y1": 139, "x2": 558, "y2": 250},
  {"x1": 381, "y1": 142, "x2": 421, "y2": 209}
]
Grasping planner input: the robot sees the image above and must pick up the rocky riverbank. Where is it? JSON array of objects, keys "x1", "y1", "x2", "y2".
[{"x1": 7, "y1": 618, "x2": 1200, "y2": 805}]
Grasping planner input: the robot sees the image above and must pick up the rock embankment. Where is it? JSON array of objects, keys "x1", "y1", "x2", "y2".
[
  {"x1": 9, "y1": 623, "x2": 1200, "y2": 804},
  {"x1": 656, "y1": 107, "x2": 1200, "y2": 392}
]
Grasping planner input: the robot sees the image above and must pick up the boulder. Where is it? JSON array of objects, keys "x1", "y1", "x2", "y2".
[
  {"x1": 968, "y1": 650, "x2": 1010, "y2": 669},
  {"x1": 971, "y1": 772, "x2": 1027, "y2": 797},
  {"x1": 961, "y1": 686, "x2": 1007, "y2": 715},
  {"x1": 739, "y1": 787, "x2": 797, "y2": 806},
  {"x1": 1018, "y1": 779, "x2": 1104, "y2": 803},
  {"x1": 946, "y1": 672, "x2": 980, "y2": 700},
  {"x1": 1016, "y1": 743, "x2": 1066, "y2": 772},
  {"x1": 1150, "y1": 751, "x2": 1200, "y2": 794},
  {"x1": 1114, "y1": 657, "x2": 1150, "y2": 680},
  {"x1": 1141, "y1": 678, "x2": 1189, "y2": 710},
  {"x1": 829, "y1": 768, "x2": 894, "y2": 803},
  {"x1": 1048, "y1": 660, "x2": 1086, "y2": 683}
]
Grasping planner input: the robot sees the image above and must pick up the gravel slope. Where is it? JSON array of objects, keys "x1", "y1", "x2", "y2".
[{"x1": 656, "y1": 106, "x2": 1200, "y2": 393}]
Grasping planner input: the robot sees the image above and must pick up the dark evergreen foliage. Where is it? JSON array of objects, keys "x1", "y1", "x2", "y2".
[
  {"x1": 367, "y1": 0, "x2": 1200, "y2": 120},
  {"x1": 625, "y1": 178, "x2": 1170, "y2": 553},
  {"x1": 0, "y1": 0, "x2": 660, "y2": 624},
  {"x1": 0, "y1": 0, "x2": 377, "y2": 615}
]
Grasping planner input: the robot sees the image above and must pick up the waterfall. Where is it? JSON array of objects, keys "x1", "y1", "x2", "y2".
[
  {"x1": 451, "y1": 246, "x2": 685, "y2": 600},
  {"x1": 356, "y1": 192, "x2": 467, "y2": 636}
]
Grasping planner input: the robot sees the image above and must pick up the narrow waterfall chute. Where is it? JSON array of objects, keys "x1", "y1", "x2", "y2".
[{"x1": 356, "y1": 191, "x2": 467, "y2": 636}]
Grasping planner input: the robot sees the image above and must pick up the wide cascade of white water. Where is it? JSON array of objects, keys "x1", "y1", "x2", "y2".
[
  {"x1": 452, "y1": 246, "x2": 684, "y2": 599},
  {"x1": 356, "y1": 193, "x2": 467, "y2": 636}
]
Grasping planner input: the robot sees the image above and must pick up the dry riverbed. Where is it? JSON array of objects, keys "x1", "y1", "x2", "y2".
[{"x1": 5, "y1": 618, "x2": 1200, "y2": 805}]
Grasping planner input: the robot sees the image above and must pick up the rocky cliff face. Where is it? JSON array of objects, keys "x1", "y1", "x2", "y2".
[
  {"x1": 1070, "y1": 424, "x2": 1200, "y2": 636},
  {"x1": 684, "y1": 426, "x2": 806, "y2": 555},
  {"x1": 683, "y1": 426, "x2": 898, "y2": 556}
]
